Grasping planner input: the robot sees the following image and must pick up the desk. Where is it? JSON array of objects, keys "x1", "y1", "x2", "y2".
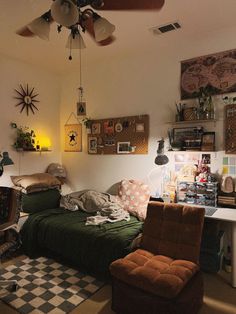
[
  {"x1": 179, "y1": 204, "x2": 236, "y2": 287},
  {"x1": 204, "y1": 206, "x2": 236, "y2": 288}
]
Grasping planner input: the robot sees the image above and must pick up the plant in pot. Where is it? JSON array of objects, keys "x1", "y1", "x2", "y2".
[
  {"x1": 82, "y1": 117, "x2": 92, "y2": 133},
  {"x1": 11, "y1": 122, "x2": 36, "y2": 151}
]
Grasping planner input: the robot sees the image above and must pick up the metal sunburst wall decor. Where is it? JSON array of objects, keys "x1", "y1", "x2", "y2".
[{"x1": 14, "y1": 84, "x2": 39, "y2": 115}]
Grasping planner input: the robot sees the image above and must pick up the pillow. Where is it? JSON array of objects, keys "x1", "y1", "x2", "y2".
[
  {"x1": 21, "y1": 189, "x2": 61, "y2": 214},
  {"x1": 117, "y1": 179, "x2": 150, "y2": 221},
  {"x1": 11, "y1": 173, "x2": 61, "y2": 194}
]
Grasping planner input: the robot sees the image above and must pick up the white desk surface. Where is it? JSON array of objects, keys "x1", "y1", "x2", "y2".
[
  {"x1": 176, "y1": 202, "x2": 236, "y2": 223},
  {"x1": 207, "y1": 206, "x2": 236, "y2": 223}
]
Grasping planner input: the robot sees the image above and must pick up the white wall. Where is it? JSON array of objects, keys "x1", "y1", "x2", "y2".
[
  {"x1": 60, "y1": 26, "x2": 236, "y2": 194},
  {"x1": 0, "y1": 54, "x2": 61, "y2": 186}
]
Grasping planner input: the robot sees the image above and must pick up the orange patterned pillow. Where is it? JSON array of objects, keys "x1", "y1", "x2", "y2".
[{"x1": 118, "y1": 179, "x2": 150, "y2": 221}]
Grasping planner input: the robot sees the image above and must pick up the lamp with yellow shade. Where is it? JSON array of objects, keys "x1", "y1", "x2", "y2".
[{"x1": 36, "y1": 137, "x2": 52, "y2": 151}]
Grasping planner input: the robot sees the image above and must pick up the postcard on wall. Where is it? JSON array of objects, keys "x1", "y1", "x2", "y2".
[
  {"x1": 104, "y1": 120, "x2": 114, "y2": 135},
  {"x1": 136, "y1": 122, "x2": 145, "y2": 132},
  {"x1": 88, "y1": 137, "x2": 97, "y2": 154},
  {"x1": 92, "y1": 123, "x2": 101, "y2": 135},
  {"x1": 181, "y1": 48, "x2": 236, "y2": 99}
]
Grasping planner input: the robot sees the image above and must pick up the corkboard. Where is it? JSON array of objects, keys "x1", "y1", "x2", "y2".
[
  {"x1": 225, "y1": 104, "x2": 236, "y2": 154},
  {"x1": 87, "y1": 114, "x2": 149, "y2": 155}
]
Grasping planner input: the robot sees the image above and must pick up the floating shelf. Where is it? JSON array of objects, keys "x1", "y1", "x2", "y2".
[
  {"x1": 166, "y1": 119, "x2": 218, "y2": 125},
  {"x1": 16, "y1": 149, "x2": 52, "y2": 152}
]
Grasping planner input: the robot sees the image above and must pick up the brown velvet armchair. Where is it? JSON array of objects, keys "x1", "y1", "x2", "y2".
[{"x1": 110, "y1": 201, "x2": 205, "y2": 314}]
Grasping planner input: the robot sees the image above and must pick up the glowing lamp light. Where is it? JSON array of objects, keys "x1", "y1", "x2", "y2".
[{"x1": 38, "y1": 137, "x2": 51, "y2": 151}]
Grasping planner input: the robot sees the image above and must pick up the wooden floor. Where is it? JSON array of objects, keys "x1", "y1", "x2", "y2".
[{"x1": 1, "y1": 256, "x2": 236, "y2": 314}]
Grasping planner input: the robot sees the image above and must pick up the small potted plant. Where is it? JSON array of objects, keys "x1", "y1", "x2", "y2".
[
  {"x1": 10, "y1": 122, "x2": 36, "y2": 151},
  {"x1": 82, "y1": 117, "x2": 92, "y2": 134}
]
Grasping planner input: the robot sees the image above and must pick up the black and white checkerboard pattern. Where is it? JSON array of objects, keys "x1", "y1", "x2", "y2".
[{"x1": 0, "y1": 257, "x2": 104, "y2": 314}]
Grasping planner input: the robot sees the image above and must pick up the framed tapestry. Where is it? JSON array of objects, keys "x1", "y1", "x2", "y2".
[
  {"x1": 181, "y1": 49, "x2": 236, "y2": 99},
  {"x1": 64, "y1": 124, "x2": 82, "y2": 152}
]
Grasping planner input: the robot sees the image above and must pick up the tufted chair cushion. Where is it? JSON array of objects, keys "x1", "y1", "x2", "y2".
[{"x1": 110, "y1": 249, "x2": 199, "y2": 298}]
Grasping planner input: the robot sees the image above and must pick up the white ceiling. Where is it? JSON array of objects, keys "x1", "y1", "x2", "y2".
[{"x1": 1, "y1": 0, "x2": 236, "y2": 75}]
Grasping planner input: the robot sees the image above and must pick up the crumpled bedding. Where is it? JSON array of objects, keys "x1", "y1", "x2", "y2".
[{"x1": 60, "y1": 190, "x2": 130, "y2": 225}]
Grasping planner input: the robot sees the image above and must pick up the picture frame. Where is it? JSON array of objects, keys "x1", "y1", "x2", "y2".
[
  {"x1": 88, "y1": 137, "x2": 97, "y2": 154},
  {"x1": 172, "y1": 127, "x2": 203, "y2": 150},
  {"x1": 117, "y1": 141, "x2": 130, "y2": 154},
  {"x1": 77, "y1": 101, "x2": 86, "y2": 116},
  {"x1": 64, "y1": 124, "x2": 82, "y2": 152},
  {"x1": 201, "y1": 132, "x2": 215, "y2": 151}
]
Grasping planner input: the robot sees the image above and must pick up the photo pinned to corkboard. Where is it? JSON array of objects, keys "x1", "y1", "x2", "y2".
[
  {"x1": 92, "y1": 122, "x2": 101, "y2": 135},
  {"x1": 87, "y1": 114, "x2": 149, "y2": 155},
  {"x1": 88, "y1": 137, "x2": 97, "y2": 153}
]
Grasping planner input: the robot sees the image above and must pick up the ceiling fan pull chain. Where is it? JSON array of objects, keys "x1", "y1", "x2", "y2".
[
  {"x1": 69, "y1": 33, "x2": 73, "y2": 60},
  {"x1": 79, "y1": 35, "x2": 83, "y2": 100}
]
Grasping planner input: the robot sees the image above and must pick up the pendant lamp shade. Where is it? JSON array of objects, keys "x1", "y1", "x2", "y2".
[
  {"x1": 93, "y1": 17, "x2": 115, "y2": 42},
  {"x1": 66, "y1": 32, "x2": 86, "y2": 49},
  {"x1": 51, "y1": 0, "x2": 79, "y2": 27},
  {"x1": 27, "y1": 17, "x2": 50, "y2": 40}
]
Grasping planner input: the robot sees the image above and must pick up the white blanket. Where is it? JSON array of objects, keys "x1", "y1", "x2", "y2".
[{"x1": 60, "y1": 190, "x2": 130, "y2": 225}]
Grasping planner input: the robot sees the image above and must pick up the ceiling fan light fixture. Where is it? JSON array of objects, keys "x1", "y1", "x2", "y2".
[
  {"x1": 27, "y1": 17, "x2": 51, "y2": 40},
  {"x1": 93, "y1": 15, "x2": 115, "y2": 42},
  {"x1": 66, "y1": 31, "x2": 86, "y2": 49},
  {"x1": 51, "y1": 0, "x2": 79, "y2": 27}
]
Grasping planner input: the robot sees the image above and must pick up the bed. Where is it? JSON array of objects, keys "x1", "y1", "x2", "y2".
[{"x1": 20, "y1": 207, "x2": 143, "y2": 277}]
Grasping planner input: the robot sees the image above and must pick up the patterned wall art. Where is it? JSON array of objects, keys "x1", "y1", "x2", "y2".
[
  {"x1": 64, "y1": 124, "x2": 82, "y2": 152},
  {"x1": 181, "y1": 49, "x2": 236, "y2": 99}
]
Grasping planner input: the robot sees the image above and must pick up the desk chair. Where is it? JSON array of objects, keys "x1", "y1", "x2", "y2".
[
  {"x1": 0, "y1": 187, "x2": 20, "y2": 291},
  {"x1": 110, "y1": 201, "x2": 205, "y2": 314}
]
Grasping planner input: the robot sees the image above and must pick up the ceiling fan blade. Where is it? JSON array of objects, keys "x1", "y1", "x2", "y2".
[{"x1": 91, "y1": 0, "x2": 165, "y2": 10}]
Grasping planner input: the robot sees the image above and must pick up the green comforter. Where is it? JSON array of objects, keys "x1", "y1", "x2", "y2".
[{"x1": 21, "y1": 208, "x2": 143, "y2": 277}]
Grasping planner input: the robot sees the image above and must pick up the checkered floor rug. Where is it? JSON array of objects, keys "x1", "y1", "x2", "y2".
[{"x1": 0, "y1": 257, "x2": 105, "y2": 314}]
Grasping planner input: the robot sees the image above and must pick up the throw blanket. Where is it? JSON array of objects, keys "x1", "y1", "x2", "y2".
[{"x1": 60, "y1": 190, "x2": 130, "y2": 225}]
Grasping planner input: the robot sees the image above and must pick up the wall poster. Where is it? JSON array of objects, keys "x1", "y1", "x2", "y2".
[
  {"x1": 181, "y1": 49, "x2": 236, "y2": 99},
  {"x1": 64, "y1": 123, "x2": 82, "y2": 152}
]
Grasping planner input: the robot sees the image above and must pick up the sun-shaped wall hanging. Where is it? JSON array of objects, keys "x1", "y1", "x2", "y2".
[{"x1": 14, "y1": 84, "x2": 39, "y2": 115}]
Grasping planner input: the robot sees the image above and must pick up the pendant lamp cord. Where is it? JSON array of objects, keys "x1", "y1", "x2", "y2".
[{"x1": 79, "y1": 33, "x2": 84, "y2": 102}]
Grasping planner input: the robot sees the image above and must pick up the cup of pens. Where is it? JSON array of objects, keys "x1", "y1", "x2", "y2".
[{"x1": 175, "y1": 102, "x2": 185, "y2": 121}]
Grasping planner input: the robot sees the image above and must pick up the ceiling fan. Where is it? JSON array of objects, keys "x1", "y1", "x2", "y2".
[{"x1": 16, "y1": 0, "x2": 165, "y2": 50}]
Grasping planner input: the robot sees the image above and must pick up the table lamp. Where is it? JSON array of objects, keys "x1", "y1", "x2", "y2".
[{"x1": 0, "y1": 152, "x2": 14, "y2": 176}]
